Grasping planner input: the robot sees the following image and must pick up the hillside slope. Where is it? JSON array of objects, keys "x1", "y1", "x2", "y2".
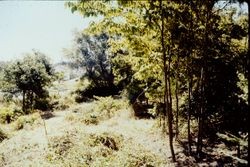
[{"x1": 0, "y1": 102, "x2": 182, "y2": 167}]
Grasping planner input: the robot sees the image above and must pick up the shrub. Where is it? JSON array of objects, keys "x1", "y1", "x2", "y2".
[
  {"x1": 112, "y1": 141, "x2": 165, "y2": 167},
  {"x1": 82, "y1": 112, "x2": 99, "y2": 125},
  {"x1": 13, "y1": 113, "x2": 41, "y2": 130},
  {"x1": 46, "y1": 130, "x2": 166, "y2": 167},
  {"x1": 0, "y1": 105, "x2": 25, "y2": 124},
  {"x1": 66, "y1": 97, "x2": 129, "y2": 125},
  {"x1": 92, "y1": 96, "x2": 129, "y2": 119},
  {"x1": 65, "y1": 113, "x2": 77, "y2": 122},
  {"x1": 46, "y1": 131, "x2": 123, "y2": 166},
  {"x1": 88, "y1": 132, "x2": 123, "y2": 151},
  {"x1": 0, "y1": 107, "x2": 14, "y2": 124},
  {"x1": 0, "y1": 128, "x2": 7, "y2": 142},
  {"x1": 52, "y1": 96, "x2": 75, "y2": 111},
  {"x1": 74, "y1": 84, "x2": 120, "y2": 103},
  {"x1": 48, "y1": 133, "x2": 74, "y2": 158},
  {"x1": 34, "y1": 98, "x2": 52, "y2": 111}
]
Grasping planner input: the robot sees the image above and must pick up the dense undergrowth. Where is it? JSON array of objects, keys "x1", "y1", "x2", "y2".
[
  {"x1": 0, "y1": 94, "x2": 248, "y2": 166},
  {"x1": 0, "y1": 96, "x2": 171, "y2": 166},
  {"x1": 45, "y1": 96, "x2": 167, "y2": 166},
  {"x1": 46, "y1": 130, "x2": 166, "y2": 167},
  {"x1": 65, "y1": 96, "x2": 130, "y2": 125}
]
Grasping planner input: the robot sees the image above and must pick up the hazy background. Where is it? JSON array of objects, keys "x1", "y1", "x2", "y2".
[{"x1": 0, "y1": 1, "x2": 94, "y2": 63}]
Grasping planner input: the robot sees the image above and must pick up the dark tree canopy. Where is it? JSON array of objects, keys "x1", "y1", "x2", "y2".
[
  {"x1": 1, "y1": 50, "x2": 54, "y2": 112},
  {"x1": 65, "y1": 32, "x2": 114, "y2": 87}
]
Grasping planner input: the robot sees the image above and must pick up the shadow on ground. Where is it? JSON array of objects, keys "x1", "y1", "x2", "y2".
[
  {"x1": 40, "y1": 111, "x2": 55, "y2": 120},
  {"x1": 173, "y1": 140, "x2": 248, "y2": 167}
]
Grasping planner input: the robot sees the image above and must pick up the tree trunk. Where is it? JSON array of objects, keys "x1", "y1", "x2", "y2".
[
  {"x1": 196, "y1": 1, "x2": 211, "y2": 158},
  {"x1": 31, "y1": 91, "x2": 34, "y2": 111},
  {"x1": 160, "y1": 0, "x2": 176, "y2": 162},
  {"x1": 22, "y1": 90, "x2": 26, "y2": 114},
  {"x1": 167, "y1": 69, "x2": 175, "y2": 162},
  {"x1": 187, "y1": 76, "x2": 193, "y2": 155},
  {"x1": 197, "y1": 67, "x2": 204, "y2": 159},
  {"x1": 247, "y1": 2, "x2": 250, "y2": 163},
  {"x1": 175, "y1": 58, "x2": 179, "y2": 140},
  {"x1": 175, "y1": 86, "x2": 179, "y2": 139}
]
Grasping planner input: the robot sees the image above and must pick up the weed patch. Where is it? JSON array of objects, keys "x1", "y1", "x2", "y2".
[
  {"x1": 0, "y1": 128, "x2": 8, "y2": 142},
  {"x1": 13, "y1": 113, "x2": 41, "y2": 130}
]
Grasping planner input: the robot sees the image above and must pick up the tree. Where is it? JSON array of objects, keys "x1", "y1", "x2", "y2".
[
  {"x1": 179, "y1": 1, "x2": 248, "y2": 158},
  {"x1": 2, "y1": 50, "x2": 54, "y2": 113},
  {"x1": 64, "y1": 32, "x2": 115, "y2": 87},
  {"x1": 66, "y1": 0, "x2": 178, "y2": 161},
  {"x1": 64, "y1": 31, "x2": 123, "y2": 101},
  {"x1": 66, "y1": 0, "x2": 248, "y2": 163}
]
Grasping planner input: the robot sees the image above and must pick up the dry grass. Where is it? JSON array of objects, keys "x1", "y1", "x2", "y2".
[
  {"x1": 0, "y1": 97, "x2": 175, "y2": 167},
  {"x1": 1, "y1": 94, "x2": 246, "y2": 167}
]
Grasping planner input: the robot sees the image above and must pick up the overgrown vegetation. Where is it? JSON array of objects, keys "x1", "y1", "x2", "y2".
[
  {"x1": 0, "y1": 0, "x2": 248, "y2": 166},
  {"x1": 66, "y1": 96, "x2": 130, "y2": 125},
  {"x1": 66, "y1": 0, "x2": 249, "y2": 163},
  {"x1": 13, "y1": 113, "x2": 41, "y2": 130},
  {"x1": 0, "y1": 105, "x2": 23, "y2": 124},
  {"x1": 46, "y1": 129, "x2": 166, "y2": 167}
]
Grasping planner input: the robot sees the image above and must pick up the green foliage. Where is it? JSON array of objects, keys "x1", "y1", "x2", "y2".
[
  {"x1": 52, "y1": 96, "x2": 74, "y2": 111},
  {"x1": 67, "y1": 0, "x2": 249, "y2": 161},
  {"x1": 93, "y1": 96, "x2": 129, "y2": 117},
  {"x1": 1, "y1": 50, "x2": 55, "y2": 112},
  {"x1": 65, "y1": 32, "x2": 123, "y2": 100},
  {"x1": 0, "y1": 107, "x2": 14, "y2": 124},
  {"x1": 48, "y1": 132, "x2": 74, "y2": 158},
  {"x1": 54, "y1": 71, "x2": 65, "y2": 82},
  {"x1": 13, "y1": 113, "x2": 41, "y2": 130},
  {"x1": 66, "y1": 1, "x2": 165, "y2": 104},
  {"x1": 0, "y1": 106, "x2": 23, "y2": 124},
  {"x1": 46, "y1": 130, "x2": 166, "y2": 167},
  {"x1": 82, "y1": 96, "x2": 128, "y2": 124},
  {"x1": 217, "y1": 132, "x2": 248, "y2": 147},
  {"x1": 74, "y1": 83, "x2": 119, "y2": 103},
  {"x1": 64, "y1": 32, "x2": 113, "y2": 85},
  {"x1": 87, "y1": 132, "x2": 123, "y2": 151},
  {"x1": 66, "y1": 97, "x2": 129, "y2": 125},
  {"x1": 112, "y1": 142, "x2": 164, "y2": 167}
]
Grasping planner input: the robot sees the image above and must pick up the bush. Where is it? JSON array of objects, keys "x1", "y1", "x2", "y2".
[
  {"x1": 74, "y1": 83, "x2": 120, "y2": 103},
  {"x1": 66, "y1": 96, "x2": 129, "y2": 125},
  {"x1": 34, "y1": 98, "x2": 52, "y2": 111},
  {"x1": 112, "y1": 141, "x2": 165, "y2": 167},
  {"x1": 93, "y1": 96, "x2": 128, "y2": 118},
  {"x1": 0, "y1": 106, "x2": 25, "y2": 124},
  {"x1": 46, "y1": 131, "x2": 122, "y2": 166},
  {"x1": 66, "y1": 108, "x2": 99, "y2": 125},
  {"x1": 52, "y1": 96, "x2": 75, "y2": 111},
  {"x1": 82, "y1": 113, "x2": 99, "y2": 125},
  {"x1": 0, "y1": 107, "x2": 14, "y2": 124},
  {"x1": 88, "y1": 132, "x2": 123, "y2": 151},
  {"x1": 46, "y1": 130, "x2": 166, "y2": 167},
  {"x1": 0, "y1": 128, "x2": 8, "y2": 142},
  {"x1": 13, "y1": 113, "x2": 41, "y2": 130},
  {"x1": 48, "y1": 132, "x2": 74, "y2": 159}
]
